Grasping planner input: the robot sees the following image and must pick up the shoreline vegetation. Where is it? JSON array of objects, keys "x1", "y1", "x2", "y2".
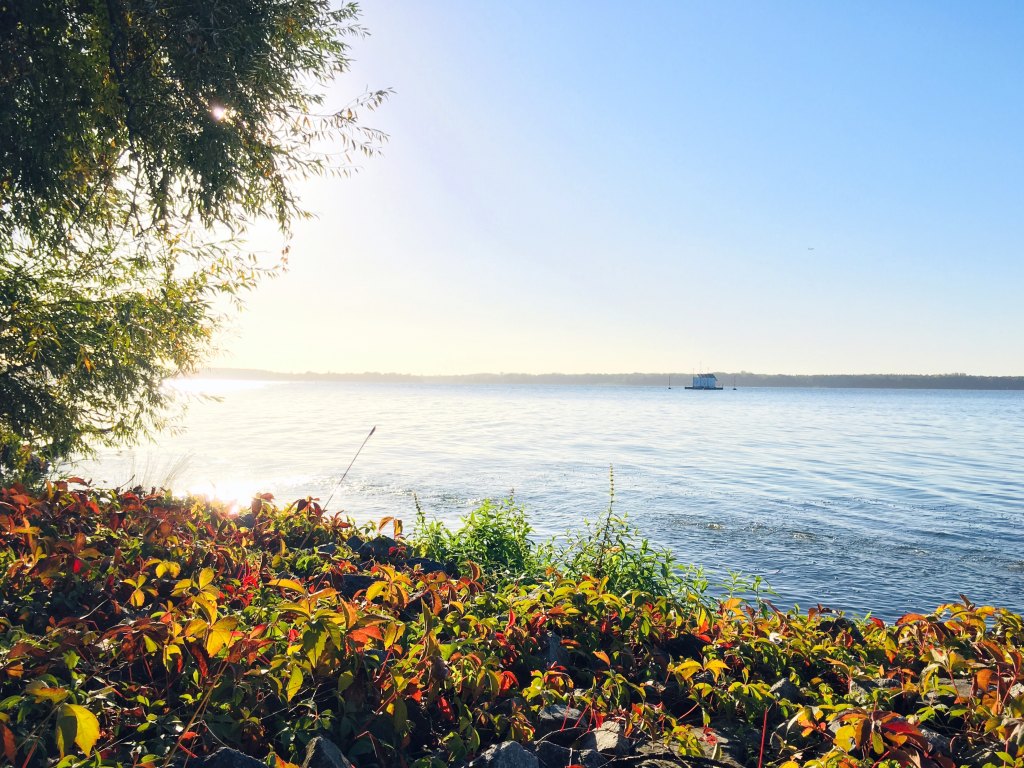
[
  {"x1": 2, "y1": 482, "x2": 1021, "y2": 768},
  {"x1": 196, "y1": 369, "x2": 1024, "y2": 391}
]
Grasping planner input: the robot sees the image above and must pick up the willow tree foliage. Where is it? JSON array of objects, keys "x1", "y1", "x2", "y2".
[{"x1": 0, "y1": 0, "x2": 387, "y2": 474}]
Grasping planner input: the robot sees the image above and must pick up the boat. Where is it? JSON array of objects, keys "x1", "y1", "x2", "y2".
[{"x1": 685, "y1": 373, "x2": 724, "y2": 390}]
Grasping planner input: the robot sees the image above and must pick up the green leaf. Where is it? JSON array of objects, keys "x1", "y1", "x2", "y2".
[
  {"x1": 286, "y1": 666, "x2": 303, "y2": 702},
  {"x1": 56, "y1": 704, "x2": 100, "y2": 756}
]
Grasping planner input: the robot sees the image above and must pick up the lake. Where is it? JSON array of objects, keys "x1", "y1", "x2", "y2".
[{"x1": 74, "y1": 380, "x2": 1024, "y2": 620}]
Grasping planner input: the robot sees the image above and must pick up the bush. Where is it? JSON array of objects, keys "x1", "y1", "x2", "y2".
[{"x1": 411, "y1": 497, "x2": 543, "y2": 580}]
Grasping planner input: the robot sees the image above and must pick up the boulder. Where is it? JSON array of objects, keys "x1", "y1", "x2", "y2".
[
  {"x1": 535, "y1": 741, "x2": 572, "y2": 768},
  {"x1": 848, "y1": 676, "x2": 902, "y2": 704},
  {"x1": 469, "y1": 741, "x2": 539, "y2": 768},
  {"x1": 658, "y1": 633, "x2": 707, "y2": 660},
  {"x1": 358, "y1": 535, "x2": 401, "y2": 561},
  {"x1": 406, "y1": 556, "x2": 449, "y2": 574},
  {"x1": 543, "y1": 633, "x2": 570, "y2": 668},
  {"x1": 769, "y1": 677, "x2": 802, "y2": 703},
  {"x1": 336, "y1": 573, "x2": 379, "y2": 598},
  {"x1": 574, "y1": 749, "x2": 607, "y2": 768},
  {"x1": 302, "y1": 737, "x2": 354, "y2": 768},
  {"x1": 579, "y1": 721, "x2": 631, "y2": 757},
  {"x1": 536, "y1": 704, "x2": 585, "y2": 736}
]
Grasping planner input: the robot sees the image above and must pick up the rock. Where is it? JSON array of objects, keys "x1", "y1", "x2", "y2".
[
  {"x1": 819, "y1": 617, "x2": 864, "y2": 643},
  {"x1": 923, "y1": 677, "x2": 974, "y2": 705},
  {"x1": 535, "y1": 741, "x2": 572, "y2": 768},
  {"x1": 191, "y1": 748, "x2": 267, "y2": 768},
  {"x1": 358, "y1": 535, "x2": 401, "y2": 561},
  {"x1": 579, "y1": 721, "x2": 631, "y2": 757},
  {"x1": 406, "y1": 556, "x2": 449, "y2": 574},
  {"x1": 344, "y1": 534, "x2": 364, "y2": 552},
  {"x1": 317, "y1": 542, "x2": 338, "y2": 556},
  {"x1": 303, "y1": 737, "x2": 354, "y2": 768},
  {"x1": 919, "y1": 726, "x2": 950, "y2": 756},
  {"x1": 574, "y1": 749, "x2": 607, "y2": 768},
  {"x1": 848, "y1": 676, "x2": 901, "y2": 704},
  {"x1": 659, "y1": 679, "x2": 697, "y2": 717},
  {"x1": 769, "y1": 677, "x2": 802, "y2": 703},
  {"x1": 470, "y1": 741, "x2": 539, "y2": 768},
  {"x1": 536, "y1": 704, "x2": 585, "y2": 735},
  {"x1": 336, "y1": 573, "x2": 379, "y2": 598},
  {"x1": 632, "y1": 741, "x2": 688, "y2": 767},
  {"x1": 689, "y1": 724, "x2": 750, "y2": 768},
  {"x1": 543, "y1": 633, "x2": 570, "y2": 668},
  {"x1": 1010, "y1": 682, "x2": 1024, "y2": 700},
  {"x1": 234, "y1": 512, "x2": 257, "y2": 529},
  {"x1": 658, "y1": 633, "x2": 707, "y2": 660}
]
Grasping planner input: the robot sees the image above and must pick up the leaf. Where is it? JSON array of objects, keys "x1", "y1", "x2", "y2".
[
  {"x1": 286, "y1": 666, "x2": 303, "y2": 702},
  {"x1": 0, "y1": 723, "x2": 16, "y2": 763},
  {"x1": 198, "y1": 567, "x2": 215, "y2": 590},
  {"x1": 55, "y1": 704, "x2": 100, "y2": 756},
  {"x1": 205, "y1": 617, "x2": 239, "y2": 656},
  {"x1": 26, "y1": 680, "x2": 69, "y2": 703},
  {"x1": 267, "y1": 578, "x2": 305, "y2": 593},
  {"x1": 593, "y1": 650, "x2": 611, "y2": 666}
]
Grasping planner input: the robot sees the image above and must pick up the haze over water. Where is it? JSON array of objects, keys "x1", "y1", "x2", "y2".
[{"x1": 77, "y1": 380, "x2": 1024, "y2": 621}]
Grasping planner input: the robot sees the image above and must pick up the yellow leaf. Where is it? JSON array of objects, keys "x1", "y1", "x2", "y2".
[
  {"x1": 704, "y1": 659, "x2": 729, "y2": 679},
  {"x1": 365, "y1": 581, "x2": 387, "y2": 602},
  {"x1": 834, "y1": 724, "x2": 856, "y2": 752},
  {"x1": 193, "y1": 595, "x2": 218, "y2": 623},
  {"x1": 268, "y1": 578, "x2": 305, "y2": 593},
  {"x1": 55, "y1": 704, "x2": 100, "y2": 756},
  {"x1": 198, "y1": 567, "x2": 215, "y2": 590},
  {"x1": 26, "y1": 680, "x2": 69, "y2": 703},
  {"x1": 286, "y1": 666, "x2": 303, "y2": 702},
  {"x1": 205, "y1": 617, "x2": 239, "y2": 656},
  {"x1": 593, "y1": 650, "x2": 611, "y2": 666}
]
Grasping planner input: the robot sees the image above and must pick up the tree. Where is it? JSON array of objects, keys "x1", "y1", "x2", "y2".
[{"x1": 0, "y1": 0, "x2": 388, "y2": 477}]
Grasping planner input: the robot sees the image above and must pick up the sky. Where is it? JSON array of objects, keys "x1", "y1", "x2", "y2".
[{"x1": 212, "y1": 1, "x2": 1024, "y2": 376}]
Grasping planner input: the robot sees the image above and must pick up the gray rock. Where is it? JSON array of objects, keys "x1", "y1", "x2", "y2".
[
  {"x1": 234, "y1": 512, "x2": 257, "y2": 529},
  {"x1": 344, "y1": 534, "x2": 364, "y2": 552},
  {"x1": 689, "y1": 724, "x2": 749, "y2": 768},
  {"x1": 336, "y1": 573, "x2": 379, "y2": 598},
  {"x1": 191, "y1": 748, "x2": 267, "y2": 768},
  {"x1": 574, "y1": 749, "x2": 608, "y2": 768},
  {"x1": 848, "y1": 676, "x2": 902, "y2": 704},
  {"x1": 1009, "y1": 682, "x2": 1024, "y2": 700},
  {"x1": 470, "y1": 741, "x2": 539, "y2": 768},
  {"x1": 579, "y1": 721, "x2": 631, "y2": 756},
  {"x1": 770, "y1": 677, "x2": 802, "y2": 702},
  {"x1": 406, "y1": 556, "x2": 449, "y2": 574},
  {"x1": 923, "y1": 677, "x2": 973, "y2": 705},
  {"x1": 544, "y1": 633, "x2": 570, "y2": 668},
  {"x1": 536, "y1": 704, "x2": 585, "y2": 735},
  {"x1": 918, "y1": 726, "x2": 950, "y2": 756},
  {"x1": 358, "y1": 535, "x2": 400, "y2": 561},
  {"x1": 302, "y1": 737, "x2": 354, "y2": 768},
  {"x1": 535, "y1": 740, "x2": 572, "y2": 768}
]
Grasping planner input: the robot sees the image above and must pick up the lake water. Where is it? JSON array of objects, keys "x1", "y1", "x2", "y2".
[{"x1": 74, "y1": 381, "x2": 1024, "y2": 620}]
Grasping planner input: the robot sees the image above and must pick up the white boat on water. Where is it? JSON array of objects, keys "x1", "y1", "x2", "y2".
[{"x1": 685, "y1": 373, "x2": 724, "y2": 390}]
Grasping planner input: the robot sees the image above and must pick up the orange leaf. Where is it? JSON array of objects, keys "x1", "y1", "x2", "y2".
[{"x1": 0, "y1": 723, "x2": 16, "y2": 763}]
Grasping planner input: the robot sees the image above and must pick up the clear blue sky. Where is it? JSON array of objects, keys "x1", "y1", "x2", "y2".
[{"x1": 215, "y1": 1, "x2": 1024, "y2": 375}]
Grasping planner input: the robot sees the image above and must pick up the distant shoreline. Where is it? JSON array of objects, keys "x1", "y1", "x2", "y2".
[{"x1": 195, "y1": 367, "x2": 1024, "y2": 390}]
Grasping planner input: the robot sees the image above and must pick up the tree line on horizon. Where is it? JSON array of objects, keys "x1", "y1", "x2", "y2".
[{"x1": 198, "y1": 368, "x2": 1024, "y2": 390}]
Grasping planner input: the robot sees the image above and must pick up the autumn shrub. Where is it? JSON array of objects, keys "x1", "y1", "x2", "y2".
[{"x1": 0, "y1": 482, "x2": 1021, "y2": 768}]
